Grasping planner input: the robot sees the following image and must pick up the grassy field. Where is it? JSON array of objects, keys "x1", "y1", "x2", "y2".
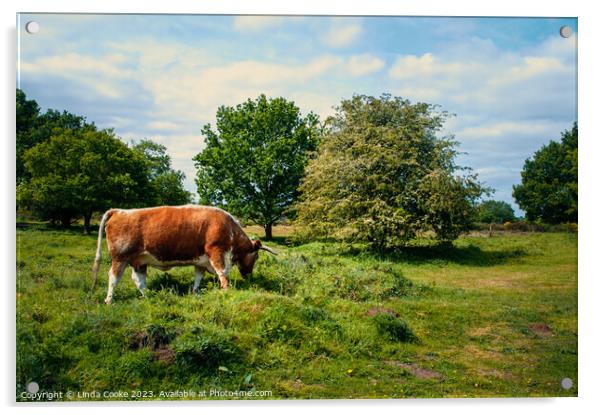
[{"x1": 16, "y1": 225, "x2": 577, "y2": 400}]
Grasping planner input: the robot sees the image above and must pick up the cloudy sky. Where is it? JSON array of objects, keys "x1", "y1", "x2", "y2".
[{"x1": 17, "y1": 14, "x2": 577, "y2": 213}]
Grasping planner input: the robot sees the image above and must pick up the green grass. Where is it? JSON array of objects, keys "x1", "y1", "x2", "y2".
[{"x1": 16, "y1": 226, "x2": 577, "y2": 400}]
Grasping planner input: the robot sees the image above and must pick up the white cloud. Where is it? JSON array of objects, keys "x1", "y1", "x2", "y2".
[
  {"x1": 489, "y1": 56, "x2": 568, "y2": 87},
  {"x1": 147, "y1": 121, "x2": 181, "y2": 131},
  {"x1": 232, "y1": 16, "x2": 283, "y2": 32},
  {"x1": 457, "y1": 121, "x2": 565, "y2": 141},
  {"x1": 20, "y1": 52, "x2": 134, "y2": 98},
  {"x1": 389, "y1": 53, "x2": 481, "y2": 80},
  {"x1": 347, "y1": 54, "x2": 384, "y2": 76},
  {"x1": 386, "y1": 36, "x2": 576, "y2": 121},
  {"x1": 323, "y1": 23, "x2": 362, "y2": 48}
]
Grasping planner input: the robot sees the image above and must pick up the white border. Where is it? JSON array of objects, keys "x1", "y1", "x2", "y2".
[{"x1": 3, "y1": 1, "x2": 601, "y2": 415}]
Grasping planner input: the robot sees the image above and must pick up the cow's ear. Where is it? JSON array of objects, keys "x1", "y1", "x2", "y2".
[{"x1": 252, "y1": 240, "x2": 262, "y2": 251}]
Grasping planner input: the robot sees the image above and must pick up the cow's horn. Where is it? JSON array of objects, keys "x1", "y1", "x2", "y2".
[{"x1": 259, "y1": 246, "x2": 278, "y2": 255}]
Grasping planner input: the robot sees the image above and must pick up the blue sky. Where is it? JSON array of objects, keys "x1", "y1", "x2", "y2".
[{"x1": 17, "y1": 14, "x2": 577, "y2": 214}]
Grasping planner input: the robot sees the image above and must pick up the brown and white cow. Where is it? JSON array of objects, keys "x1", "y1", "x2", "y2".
[{"x1": 91, "y1": 205, "x2": 277, "y2": 303}]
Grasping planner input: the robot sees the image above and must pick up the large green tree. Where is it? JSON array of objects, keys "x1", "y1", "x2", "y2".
[
  {"x1": 17, "y1": 129, "x2": 150, "y2": 232},
  {"x1": 194, "y1": 94, "x2": 319, "y2": 239},
  {"x1": 513, "y1": 123, "x2": 578, "y2": 223},
  {"x1": 16, "y1": 89, "x2": 94, "y2": 183},
  {"x1": 132, "y1": 139, "x2": 191, "y2": 206},
  {"x1": 475, "y1": 200, "x2": 516, "y2": 223},
  {"x1": 295, "y1": 94, "x2": 486, "y2": 250}
]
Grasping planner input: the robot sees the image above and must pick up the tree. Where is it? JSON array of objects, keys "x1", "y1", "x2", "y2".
[
  {"x1": 17, "y1": 129, "x2": 150, "y2": 232},
  {"x1": 294, "y1": 94, "x2": 486, "y2": 250},
  {"x1": 475, "y1": 200, "x2": 516, "y2": 224},
  {"x1": 513, "y1": 123, "x2": 577, "y2": 223},
  {"x1": 194, "y1": 94, "x2": 320, "y2": 239},
  {"x1": 16, "y1": 89, "x2": 94, "y2": 183},
  {"x1": 132, "y1": 139, "x2": 191, "y2": 206}
]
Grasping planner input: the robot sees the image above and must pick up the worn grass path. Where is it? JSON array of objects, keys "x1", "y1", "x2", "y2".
[{"x1": 16, "y1": 226, "x2": 577, "y2": 400}]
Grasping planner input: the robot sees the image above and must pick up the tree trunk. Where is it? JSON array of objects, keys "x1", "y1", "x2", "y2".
[
  {"x1": 83, "y1": 212, "x2": 92, "y2": 234},
  {"x1": 60, "y1": 214, "x2": 72, "y2": 229},
  {"x1": 264, "y1": 223, "x2": 273, "y2": 240}
]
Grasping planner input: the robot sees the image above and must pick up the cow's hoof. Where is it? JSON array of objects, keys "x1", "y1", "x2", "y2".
[{"x1": 104, "y1": 298, "x2": 112, "y2": 304}]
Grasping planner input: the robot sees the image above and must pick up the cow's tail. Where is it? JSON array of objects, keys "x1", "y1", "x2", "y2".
[{"x1": 91, "y1": 209, "x2": 114, "y2": 289}]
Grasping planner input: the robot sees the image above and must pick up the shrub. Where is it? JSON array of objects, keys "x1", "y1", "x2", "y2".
[
  {"x1": 173, "y1": 326, "x2": 240, "y2": 372},
  {"x1": 373, "y1": 313, "x2": 416, "y2": 342}
]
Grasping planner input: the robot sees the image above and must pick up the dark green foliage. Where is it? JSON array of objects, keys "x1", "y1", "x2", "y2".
[
  {"x1": 132, "y1": 139, "x2": 191, "y2": 206},
  {"x1": 373, "y1": 313, "x2": 416, "y2": 342},
  {"x1": 16, "y1": 89, "x2": 95, "y2": 183},
  {"x1": 194, "y1": 94, "x2": 320, "y2": 239},
  {"x1": 476, "y1": 200, "x2": 516, "y2": 224},
  {"x1": 16, "y1": 91, "x2": 190, "y2": 230},
  {"x1": 513, "y1": 123, "x2": 578, "y2": 223},
  {"x1": 295, "y1": 94, "x2": 486, "y2": 250},
  {"x1": 17, "y1": 129, "x2": 150, "y2": 231}
]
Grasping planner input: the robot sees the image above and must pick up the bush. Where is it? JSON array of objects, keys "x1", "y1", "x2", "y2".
[
  {"x1": 173, "y1": 326, "x2": 240, "y2": 373},
  {"x1": 373, "y1": 313, "x2": 416, "y2": 342},
  {"x1": 295, "y1": 94, "x2": 486, "y2": 251}
]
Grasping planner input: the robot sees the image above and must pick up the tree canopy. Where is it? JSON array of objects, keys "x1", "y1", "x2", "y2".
[
  {"x1": 16, "y1": 90, "x2": 194, "y2": 232},
  {"x1": 475, "y1": 200, "x2": 516, "y2": 224},
  {"x1": 194, "y1": 94, "x2": 320, "y2": 239},
  {"x1": 132, "y1": 139, "x2": 191, "y2": 206},
  {"x1": 17, "y1": 89, "x2": 95, "y2": 183},
  {"x1": 513, "y1": 123, "x2": 577, "y2": 224},
  {"x1": 17, "y1": 129, "x2": 150, "y2": 232},
  {"x1": 294, "y1": 94, "x2": 486, "y2": 250}
]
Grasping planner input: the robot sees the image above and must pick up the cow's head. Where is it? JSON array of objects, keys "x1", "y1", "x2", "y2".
[{"x1": 237, "y1": 239, "x2": 278, "y2": 276}]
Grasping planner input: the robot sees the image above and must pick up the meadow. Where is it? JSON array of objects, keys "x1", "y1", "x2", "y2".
[{"x1": 16, "y1": 225, "x2": 577, "y2": 400}]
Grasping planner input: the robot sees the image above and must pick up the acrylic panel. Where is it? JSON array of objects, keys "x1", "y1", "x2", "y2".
[{"x1": 16, "y1": 14, "x2": 578, "y2": 401}]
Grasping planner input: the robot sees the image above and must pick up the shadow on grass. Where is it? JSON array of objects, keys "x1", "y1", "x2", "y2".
[
  {"x1": 147, "y1": 272, "x2": 191, "y2": 296},
  {"x1": 17, "y1": 222, "x2": 97, "y2": 237},
  {"x1": 260, "y1": 236, "x2": 288, "y2": 245},
  {"x1": 341, "y1": 243, "x2": 527, "y2": 267}
]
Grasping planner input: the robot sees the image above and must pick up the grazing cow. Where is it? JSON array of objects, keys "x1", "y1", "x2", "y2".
[{"x1": 91, "y1": 205, "x2": 277, "y2": 304}]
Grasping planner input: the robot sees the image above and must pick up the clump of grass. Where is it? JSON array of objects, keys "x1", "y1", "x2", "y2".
[
  {"x1": 173, "y1": 326, "x2": 241, "y2": 373},
  {"x1": 128, "y1": 323, "x2": 177, "y2": 350},
  {"x1": 373, "y1": 313, "x2": 417, "y2": 343},
  {"x1": 258, "y1": 300, "x2": 342, "y2": 347}
]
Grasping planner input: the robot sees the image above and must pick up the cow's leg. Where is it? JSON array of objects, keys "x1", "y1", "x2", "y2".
[
  {"x1": 131, "y1": 264, "x2": 147, "y2": 296},
  {"x1": 193, "y1": 266, "x2": 204, "y2": 294},
  {"x1": 208, "y1": 249, "x2": 232, "y2": 290},
  {"x1": 104, "y1": 260, "x2": 127, "y2": 304}
]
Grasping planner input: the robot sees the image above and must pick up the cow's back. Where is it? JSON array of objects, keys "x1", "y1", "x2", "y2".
[{"x1": 105, "y1": 205, "x2": 235, "y2": 262}]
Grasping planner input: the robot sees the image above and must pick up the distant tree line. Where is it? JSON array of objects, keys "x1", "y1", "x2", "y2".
[
  {"x1": 16, "y1": 89, "x2": 191, "y2": 233},
  {"x1": 17, "y1": 88, "x2": 577, "y2": 246}
]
